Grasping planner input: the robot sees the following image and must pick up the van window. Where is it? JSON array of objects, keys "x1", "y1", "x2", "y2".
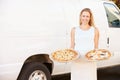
[{"x1": 104, "y1": 3, "x2": 120, "y2": 28}]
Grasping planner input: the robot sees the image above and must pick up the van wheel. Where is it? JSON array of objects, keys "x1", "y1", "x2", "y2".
[{"x1": 19, "y1": 62, "x2": 51, "y2": 80}]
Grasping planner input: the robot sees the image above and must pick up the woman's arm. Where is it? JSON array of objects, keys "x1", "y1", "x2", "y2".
[
  {"x1": 94, "y1": 27, "x2": 99, "y2": 49},
  {"x1": 70, "y1": 27, "x2": 75, "y2": 49}
]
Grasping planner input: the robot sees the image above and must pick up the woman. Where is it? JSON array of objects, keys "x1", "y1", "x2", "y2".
[{"x1": 71, "y1": 8, "x2": 99, "y2": 57}]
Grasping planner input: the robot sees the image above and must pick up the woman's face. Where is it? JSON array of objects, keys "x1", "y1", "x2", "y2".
[{"x1": 80, "y1": 11, "x2": 90, "y2": 25}]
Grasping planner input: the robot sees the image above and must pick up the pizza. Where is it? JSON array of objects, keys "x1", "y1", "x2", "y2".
[
  {"x1": 51, "y1": 49, "x2": 78, "y2": 62},
  {"x1": 85, "y1": 49, "x2": 111, "y2": 61}
]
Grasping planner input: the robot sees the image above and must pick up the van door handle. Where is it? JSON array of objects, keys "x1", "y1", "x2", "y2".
[
  {"x1": 107, "y1": 37, "x2": 109, "y2": 47},
  {"x1": 107, "y1": 37, "x2": 109, "y2": 44}
]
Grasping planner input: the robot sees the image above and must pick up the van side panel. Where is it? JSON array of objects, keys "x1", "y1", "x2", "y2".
[{"x1": 0, "y1": 0, "x2": 68, "y2": 79}]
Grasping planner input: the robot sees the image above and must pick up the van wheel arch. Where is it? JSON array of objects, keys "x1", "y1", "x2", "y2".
[{"x1": 17, "y1": 54, "x2": 53, "y2": 80}]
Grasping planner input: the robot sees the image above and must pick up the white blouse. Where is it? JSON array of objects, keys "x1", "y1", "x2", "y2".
[{"x1": 74, "y1": 26, "x2": 95, "y2": 57}]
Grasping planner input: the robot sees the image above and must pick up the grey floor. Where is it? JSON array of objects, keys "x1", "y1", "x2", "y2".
[{"x1": 52, "y1": 65, "x2": 120, "y2": 80}]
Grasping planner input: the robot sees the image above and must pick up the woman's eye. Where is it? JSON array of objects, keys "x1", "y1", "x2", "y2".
[
  {"x1": 83, "y1": 15, "x2": 85, "y2": 17},
  {"x1": 86, "y1": 16, "x2": 90, "y2": 18}
]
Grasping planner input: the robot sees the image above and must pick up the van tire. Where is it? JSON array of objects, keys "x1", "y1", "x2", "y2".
[{"x1": 18, "y1": 62, "x2": 51, "y2": 80}]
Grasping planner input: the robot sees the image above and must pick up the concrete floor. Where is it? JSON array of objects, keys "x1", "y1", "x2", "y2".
[{"x1": 52, "y1": 65, "x2": 120, "y2": 80}]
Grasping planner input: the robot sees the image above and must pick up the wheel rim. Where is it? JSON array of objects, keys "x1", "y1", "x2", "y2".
[{"x1": 29, "y1": 70, "x2": 47, "y2": 80}]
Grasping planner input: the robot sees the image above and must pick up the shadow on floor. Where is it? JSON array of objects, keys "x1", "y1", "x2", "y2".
[
  {"x1": 52, "y1": 73, "x2": 70, "y2": 80},
  {"x1": 97, "y1": 65, "x2": 120, "y2": 80},
  {"x1": 52, "y1": 65, "x2": 120, "y2": 80}
]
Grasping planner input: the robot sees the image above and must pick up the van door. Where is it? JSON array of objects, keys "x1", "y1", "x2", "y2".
[{"x1": 103, "y1": 2, "x2": 120, "y2": 57}]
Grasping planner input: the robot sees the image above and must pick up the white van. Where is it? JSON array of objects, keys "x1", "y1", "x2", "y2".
[{"x1": 0, "y1": 0, "x2": 120, "y2": 80}]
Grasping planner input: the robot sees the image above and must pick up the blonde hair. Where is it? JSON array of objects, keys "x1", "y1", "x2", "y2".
[{"x1": 80, "y1": 8, "x2": 95, "y2": 27}]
